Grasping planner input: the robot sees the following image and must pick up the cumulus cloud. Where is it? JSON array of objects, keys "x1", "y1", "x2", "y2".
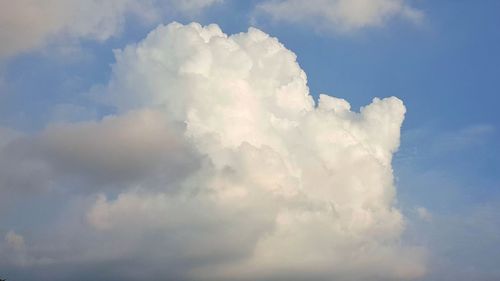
[
  {"x1": 257, "y1": 0, "x2": 424, "y2": 32},
  {"x1": 0, "y1": 22, "x2": 424, "y2": 280},
  {"x1": 0, "y1": 0, "x2": 221, "y2": 59}
]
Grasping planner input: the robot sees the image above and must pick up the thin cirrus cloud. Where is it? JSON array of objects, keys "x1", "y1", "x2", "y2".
[
  {"x1": 0, "y1": 22, "x2": 425, "y2": 280},
  {"x1": 0, "y1": 0, "x2": 222, "y2": 60},
  {"x1": 256, "y1": 0, "x2": 424, "y2": 32}
]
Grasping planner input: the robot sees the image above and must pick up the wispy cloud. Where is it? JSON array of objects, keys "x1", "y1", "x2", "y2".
[
  {"x1": 0, "y1": 0, "x2": 222, "y2": 60},
  {"x1": 256, "y1": 0, "x2": 424, "y2": 33},
  {"x1": 406, "y1": 202, "x2": 500, "y2": 281},
  {"x1": 395, "y1": 124, "x2": 495, "y2": 164}
]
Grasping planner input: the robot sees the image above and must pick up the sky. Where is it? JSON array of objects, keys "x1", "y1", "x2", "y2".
[{"x1": 0, "y1": 1, "x2": 499, "y2": 280}]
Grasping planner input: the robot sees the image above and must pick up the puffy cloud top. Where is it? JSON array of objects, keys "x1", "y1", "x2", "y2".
[{"x1": 0, "y1": 22, "x2": 424, "y2": 280}]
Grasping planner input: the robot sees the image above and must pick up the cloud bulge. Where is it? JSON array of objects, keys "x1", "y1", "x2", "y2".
[{"x1": 0, "y1": 22, "x2": 425, "y2": 280}]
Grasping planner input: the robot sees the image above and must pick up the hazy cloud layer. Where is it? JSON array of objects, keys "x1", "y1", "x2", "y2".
[
  {"x1": 257, "y1": 0, "x2": 423, "y2": 32},
  {"x1": 0, "y1": 0, "x2": 221, "y2": 59},
  {"x1": 0, "y1": 23, "x2": 424, "y2": 280}
]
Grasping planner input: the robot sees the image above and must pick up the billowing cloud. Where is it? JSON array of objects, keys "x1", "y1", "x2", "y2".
[
  {"x1": 257, "y1": 0, "x2": 423, "y2": 32},
  {"x1": 0, "y1": 0, "x2": 221, "y2": 59},
  {"x1": 0, "y1": 22, "x2": 424, "y2": 280}
]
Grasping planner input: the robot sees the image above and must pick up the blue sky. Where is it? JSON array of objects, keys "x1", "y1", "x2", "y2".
[{"x1": 1, "y1": 1, "x2": 499, "y2": 280}]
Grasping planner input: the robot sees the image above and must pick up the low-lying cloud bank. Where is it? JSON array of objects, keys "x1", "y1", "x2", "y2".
[{"x1": 0, "y1": 22, "x2": 425, "y2": 280}]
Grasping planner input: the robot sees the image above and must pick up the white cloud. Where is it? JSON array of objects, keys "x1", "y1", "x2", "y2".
[
  {"x1": 0, "y1": 0, "x2": 222, "y2": 59},
  {"x1": 0, "y1": 22, "x2": 424, "y2": 280},
  {"x1": 257, "y1": 0, "x2": 424, "y2": 32}
]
